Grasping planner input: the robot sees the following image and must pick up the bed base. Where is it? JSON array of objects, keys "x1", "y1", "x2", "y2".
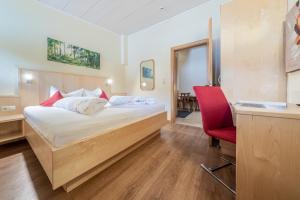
[
  {"x1": 63, "y1": 130, "x2": 160, "y2": 192},
  {"x1": 24, "y1": 112, "x2": 167, "y2": 192}
]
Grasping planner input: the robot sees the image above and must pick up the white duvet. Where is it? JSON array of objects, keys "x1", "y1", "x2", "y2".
[{"x1": 24, "y1": 103, "x2": 166, "y2": 148}]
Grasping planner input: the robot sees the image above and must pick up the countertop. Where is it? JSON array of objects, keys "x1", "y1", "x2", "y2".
[{"x1": 234, "y1": 104, "x2": 300, "y2": 120}]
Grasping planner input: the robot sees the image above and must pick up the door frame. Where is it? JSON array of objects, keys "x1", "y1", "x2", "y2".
[{"x1": 170, "y1": 19, "x2": 213, "y2": 123}]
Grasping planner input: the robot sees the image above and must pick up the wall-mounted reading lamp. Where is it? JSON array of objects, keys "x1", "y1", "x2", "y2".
[
  {"x1": 24, "y1": 73, "x2": 33, "y2": 84},
  {"x1": 106, "y1": 78, "x2": 113, "y2": 86}
]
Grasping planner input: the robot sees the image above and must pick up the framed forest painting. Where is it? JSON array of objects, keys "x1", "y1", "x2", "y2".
[
  {"x1": 286, "y1": 0, "x2": 300, "y2": 72},
  {"x1": 47, "y1": 38, "x2": 100, "y2": 70}
]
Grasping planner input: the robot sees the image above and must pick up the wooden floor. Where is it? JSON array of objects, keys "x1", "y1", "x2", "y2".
[{"x1": 0, "y1": 124, "x2": 235, "y2": 200}]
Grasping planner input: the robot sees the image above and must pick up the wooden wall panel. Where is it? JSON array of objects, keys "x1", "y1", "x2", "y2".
[
  {"x1": 20, "y1": 69, "x2": 40, "y2": 108},
  {"x1": 20, "y1": 69, "x2": 110, "y2": 109},
  {"x1": 0, "y1": 97, "x2": 21, "y2": 116},
  {"x1": 38, "y1": 71, "x2": 63, "y2": 103},
  {"x1": 220, "y1": 0, "x2": 287, "y2": 103}
]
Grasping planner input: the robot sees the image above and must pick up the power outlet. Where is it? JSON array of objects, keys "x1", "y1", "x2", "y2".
[{"x1": 1, "y1": 105, "x2": 16, "y2": 112}]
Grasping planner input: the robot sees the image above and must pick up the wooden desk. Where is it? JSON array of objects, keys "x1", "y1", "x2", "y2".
[{"x1": 235, "y1": 104, "x2": 300, "y2": 200}]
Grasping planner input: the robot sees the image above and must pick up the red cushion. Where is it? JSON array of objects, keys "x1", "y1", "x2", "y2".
[
  {"x1": 40, "y1": 91, "x2": 63, "y2": 107},
  {"x1": 99, "y1": 90, "x2": 109, "y2": 100},
  {"x1": 208, "y1": 127, "x2": 236, "y2": 144}
]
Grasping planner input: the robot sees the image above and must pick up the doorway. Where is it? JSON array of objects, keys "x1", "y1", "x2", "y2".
[
  {"x1": 170, "y1": 19, "x2": 213, "y2": 125},
  {"x1": 175, "y1": 46, "x2": 208, "y2": 127}
]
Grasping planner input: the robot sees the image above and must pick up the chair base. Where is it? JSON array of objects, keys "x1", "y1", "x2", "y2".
[{"x1": 201, "y1": 157, "x2": 236, "y2": 195}]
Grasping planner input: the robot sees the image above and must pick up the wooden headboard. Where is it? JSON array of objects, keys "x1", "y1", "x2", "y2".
[{"x1": 20, "y1": 68, "x2": 111, "y2": 109}]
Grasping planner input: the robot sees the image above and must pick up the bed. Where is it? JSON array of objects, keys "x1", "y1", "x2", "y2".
[
  {"x1": 20, "y1": 69, "x2": 168, "y2": 191},
  {"x1": 24, "y1": 103, "x2": 166, "y2": 147}
]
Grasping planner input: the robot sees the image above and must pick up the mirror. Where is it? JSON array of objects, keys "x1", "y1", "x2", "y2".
[{"x1": 140, "y1": 59, "x2": 155, "y2": 90}]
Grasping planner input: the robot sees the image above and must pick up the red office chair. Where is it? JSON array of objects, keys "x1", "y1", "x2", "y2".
[{"x1": 193, "y1": 86, "x2": 236, "y2": 194}]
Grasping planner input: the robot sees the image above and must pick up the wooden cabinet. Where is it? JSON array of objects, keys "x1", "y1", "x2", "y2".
[
  {"x1": 235, "y1": 104, "x2": 300, "y2": 200},
  {"x1": 0, "y1": 114, "x2": 24, "y2": 145}
]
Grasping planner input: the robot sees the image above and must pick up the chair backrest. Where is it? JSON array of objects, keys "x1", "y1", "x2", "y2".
[{"x1": 193, "y1": 86, "x2": 233, "y2": 133}]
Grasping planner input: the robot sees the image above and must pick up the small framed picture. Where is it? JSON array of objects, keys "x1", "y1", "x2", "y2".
[{"x1": 140, "y1": 59, "x2": 155, "y2": 90}]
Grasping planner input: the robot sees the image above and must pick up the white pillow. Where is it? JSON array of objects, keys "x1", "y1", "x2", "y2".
[
  {"x1": 49, "y1": 86, "x2": 60, "y2": 97},
  {"x1": 145, "y1": 97, "x2": 156, "y2": 105},
  {"x1": 49, "y1": 86, "x2": 84, "y2": 97},
  {"x1": 132, "y1": 96, "x2": 156, "y2": 105},
  {"x1": 84, "y1": 88, "x2": 102, "y2": 97},
  {"x1": 53, "y1": 97, "x2": 107, "y2": 115},
  {"x1": 64, "y1": 88, "x2": 84, "y2": 97},
  {"x1": 109, "y1": 96, "x2": 134, "y2": 106}
]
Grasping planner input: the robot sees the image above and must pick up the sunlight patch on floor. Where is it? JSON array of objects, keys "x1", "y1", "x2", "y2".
[{"x1": 176, "y1": 111, "x2": 202, "y2": 128}]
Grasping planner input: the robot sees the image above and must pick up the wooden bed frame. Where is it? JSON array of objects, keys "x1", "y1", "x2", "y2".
[
  {"x1": 20, "y1": 68, "x2": 168, "y2": 191},
  {"x1": 25, "y1": 112, "x2": 167, "y2": 191}
]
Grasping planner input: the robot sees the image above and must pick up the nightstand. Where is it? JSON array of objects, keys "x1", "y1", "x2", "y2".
[{"x1": 0, "y1": 114, "x2": 25, "y2": 145}]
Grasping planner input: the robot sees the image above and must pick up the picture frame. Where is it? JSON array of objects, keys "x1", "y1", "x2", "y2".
[
  {"x1": 47, "y1": 38, "x2": 100, "y2": 70},
  {"x1": 140, "y1": 59, "x2": 155, "y2": 90},
  {"x1": 285, "y1": 1, "x2": 300, "y2": 72}
]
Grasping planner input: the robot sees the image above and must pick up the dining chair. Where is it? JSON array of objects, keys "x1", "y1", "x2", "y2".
[{"x1": 180, "y1": 92, "x2": 190, "y2": 111}]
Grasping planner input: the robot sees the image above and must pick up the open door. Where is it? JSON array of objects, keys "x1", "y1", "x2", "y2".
[{"x1": 170, "y1": 18, "x2": 213, "y2": 123}]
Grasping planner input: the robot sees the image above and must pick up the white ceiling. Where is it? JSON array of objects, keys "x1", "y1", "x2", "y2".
[{"x1": 38, "y1": 0, "x2": 210, "y2": 35}]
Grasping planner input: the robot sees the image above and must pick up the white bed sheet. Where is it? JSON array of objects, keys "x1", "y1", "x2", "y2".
[{"x1": 24, "y1": 103, "x2": 166, "y2": 148}]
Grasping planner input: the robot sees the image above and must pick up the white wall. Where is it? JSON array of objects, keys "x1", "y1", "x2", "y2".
[
  {"x1": 287, "y1": 0, "x2": 300, "y2": 104},
  {"x1": 126, "y1": 0, "x2": 221, "y2": 119},
  {"x1": 177, "y1": 46, "x2": 208, "y2": 95},
  {"x1": 0, "y1": 0, "x2": 125, "y2": 96}
]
